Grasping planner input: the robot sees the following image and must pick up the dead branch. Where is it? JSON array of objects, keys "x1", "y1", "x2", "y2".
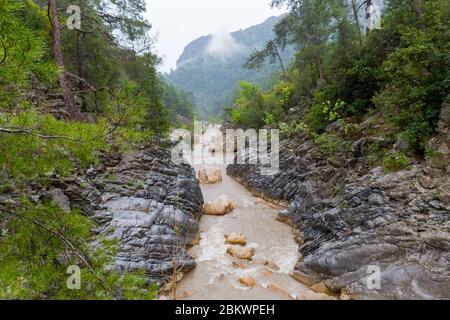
[
  {"x1": 0, "y1": 127, "x2": 82, "y2": 142},
  {"x1": 65, "y1": 72, "x2": 97, "y2": 92}
]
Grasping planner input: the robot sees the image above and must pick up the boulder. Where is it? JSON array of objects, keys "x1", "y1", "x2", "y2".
[
  {"x1": 226, "y1": 246, "x2": 255, "y2": 261},
  {"x1": 311, "y1": 282, "x2": 334, "y2": 295},
  {"x1": 203, "y1": 195, "x2": 236, "y2": 216},
  {"x1": 225, "y1": 233, "x2": 247, "y2": 246},
  {"x1": 48, "y1": 189, "x2": 71, "y2": 213},
  {"x1": 232, "y1": 259, "x2": 247, "y2": 269},
  {"x1": 238, "y1": 276, "x2": 258, "y2": 287},
  {"x1": 198, "y1": 166, "x2": 222, "y2": 184}
]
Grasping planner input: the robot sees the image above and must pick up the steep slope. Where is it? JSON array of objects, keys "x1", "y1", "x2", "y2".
[
  {"x1": 227, "y1": 97, "x2": 450, "y2": 299},
  {"x1": 165, "y1": 16, "x2": 296, "y2": 118}
]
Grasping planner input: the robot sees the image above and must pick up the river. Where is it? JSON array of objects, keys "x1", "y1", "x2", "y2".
[{"x1": 171, "y1": 129, "x2": 330, "y2": 300}]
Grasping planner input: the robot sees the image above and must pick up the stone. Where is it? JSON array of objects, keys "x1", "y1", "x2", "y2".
[
  {"x1": 203, "y1": 195, "x2": 236, "y2": 216},
  {"x1": 419, "y1": 175, "x2": 437, "y2": 189},
  {"x1": 261, "y1": 269, "x2": 274, "y2": 277},
  {"x1": 182, "y1": 290, "x2": 193, "y2": 298},
  {"x1": 290, "y1": 270, "x2": 315, "y2": 286},
  {"x1": 232, "y1": 259, "x2": 247, "y2": 269},
  {"x1": 86, "y1": 166, "x2": 97, "y2": 178},
  {"x1": 198, "y1": 166, "x2": 222, "y2": 184},
  {"x1": 267, "y1": 283, "x2": 293, "y2": 299},
  {"x1": 265, "y1": 261, "x2": 280, "y2": 271},
  {"x1": 368, "y1": 192, "x2": 385, "y2": 205},
  {"x1": 72, "y1": 146, "x2": 204, "y2": 282},
  {"x1": 238, "y1": 276, "x2": 258, "y2": 287},
  {"x1": 227, "y1": 136, "x2": 450, "y2": 299},
  {"x1": 48, "y1": 189, "x2": 71, "y2": 212},
  {"x1": 311, "y1": 282, "x2": 334, "y2": 295},
  {"x1": 225, "y1": 233, "x2": 247, "y2": 246},
  {"x1": 393, "y1": 136, "x2": 409, "y2": 152},
  {"x1": 226, "y1": 246, "x2": 255, "y2": 261}
]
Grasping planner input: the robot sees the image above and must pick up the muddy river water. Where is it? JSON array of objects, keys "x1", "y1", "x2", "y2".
[{"x1": 175, "y1": 153, "x2": 330, "y2": 300}]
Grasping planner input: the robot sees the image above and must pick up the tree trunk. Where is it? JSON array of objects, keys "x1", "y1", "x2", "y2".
[
  {"x1": 274, "y1": 44, "x2": 288, "y2": 79},
  {"x1": 49, "y1": 0, "x2": 81, "y2": 120},
  {"x1": 413, "y1": 0, "x2": 425, "y2": 29},
  {"x1": 75, "y1": 31, "x2": 88, "y2": 112},
  {"x1": 352, "y1": 0, "x2": 363, "y2": 45},
  {"x1": 316, "y1": 55, "x2": 326, "y2": 87}
]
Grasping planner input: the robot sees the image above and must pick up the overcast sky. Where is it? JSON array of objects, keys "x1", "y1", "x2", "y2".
[{"x1": 145, "y1": 0, "x2": 287, "y2": 73}]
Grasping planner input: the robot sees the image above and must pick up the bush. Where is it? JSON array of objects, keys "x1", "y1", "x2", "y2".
[
  {"x1": 230, "y1": 80, "x2": 294, "y2": 129},
  {"x1": 382, "y1": 152, "x2": 410, "y2": 172},
  {"x1": 313, "y1": 133, "x2": 341, "y2": 159},
  {"x1": 279, "y1": 120, "x2": 309, "y2": 137},
  {"x1": 0, "y1": 110, "x2": 108, "y2": 180}
]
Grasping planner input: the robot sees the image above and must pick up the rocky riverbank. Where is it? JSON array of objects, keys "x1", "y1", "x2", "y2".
[
  {"x1": 23, "y1": 144, "x2": 204, "y2": 284},
  {"x1": 227, "y1": 101, "x2": 450, "y2": 299}
]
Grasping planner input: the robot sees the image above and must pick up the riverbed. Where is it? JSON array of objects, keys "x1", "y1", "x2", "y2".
[{"x1": 175, "y1": 160, "x2": 330, "y2": 300}]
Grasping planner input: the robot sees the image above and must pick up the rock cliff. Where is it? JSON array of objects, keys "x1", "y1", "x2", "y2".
[
  {"x1": 227, "y1": 101, "x2": 450, "y2": 299},
  {"x1": 47, "y1": 145, "x2": 203, "y2": 283}
]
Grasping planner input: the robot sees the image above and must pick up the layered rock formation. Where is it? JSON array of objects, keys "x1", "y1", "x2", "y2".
[
  {"x1": 49, "y1": 145, "x2": 204, "y2": 283},
  {"x1": 227, "y1": 106, "x2": 450, "y2": 299}
]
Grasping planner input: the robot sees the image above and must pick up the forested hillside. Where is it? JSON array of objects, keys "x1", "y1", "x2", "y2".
[
  {"x1": 166, "y1": 15, "x2": 296, "y2": 119},
  {"x1": 228, "y1": 0, "x2": 449, "y2": 156}
]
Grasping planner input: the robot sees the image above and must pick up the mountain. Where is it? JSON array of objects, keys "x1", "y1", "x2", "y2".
[{"x1": 165, "y1": 16, "x2": 296, "y2": 119}]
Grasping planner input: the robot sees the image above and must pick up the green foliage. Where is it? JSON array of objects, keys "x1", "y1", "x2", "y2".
[
  {"x1": 313, "y1": 133, "x2": 341, "y2": 159},
  {"x1": 373, "y1": 0, "x2": 450, "y2": 152},
  {"x1": 0, "y1": 110, "x2": 108, "y2": 180},
  {"x1": 0, "y1": 200, "x2": 157, "y2": 299},
  {"x1": 368, "y1": 142, "x2": 388, "y2": 166},
  {"x1": 230, "y1": 82, "x2": 266, "y2": 128},
  {"x1": 0, "y1": 0, "x2": 188, "y2": 301},
  {"x1": 166, "y1": 16, "x2": 296, "y2": 118},
  {"x1": 279, "y1": 120, "x2": 309, "y2": 137},
  {"x1": 304, "y1": 96, "x2": 354, "y2": 134},
  {"x1": 161, "y1": 80, "x2": 196, "y2": 124},
  {"x1": 382, "y1": 151, "x2": 410, "y2": 172},
  {"x1": 230, "y1": 80, "x2": 294, "y2": 129},
  {"x1": 0, "y1": 0, "x2": 57, "y2": 108},
  {"x1": 252, "y1": 0, "x2": 449, "y2": 156}
]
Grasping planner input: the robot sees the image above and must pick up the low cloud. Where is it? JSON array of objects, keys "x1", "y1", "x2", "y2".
[{"x1": 205, "y1": 33, "x2": 244, "y2": 60}]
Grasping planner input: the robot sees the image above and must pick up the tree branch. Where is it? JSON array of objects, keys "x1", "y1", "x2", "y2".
[
  {"x1": 65, "y1": 72, "x2": 97, "y2": 91},
  {"x1": 0, "y1": 127, "x2": 82, "y2": 142},
  {"x1": 0, "y1": 23, "x2": 6, "y2": 65},
  {"x1": 0, "y1": 206, "x2": 120, "y2": 299}
]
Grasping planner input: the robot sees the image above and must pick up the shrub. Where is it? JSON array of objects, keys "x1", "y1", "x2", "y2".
[
  {"x1": 382, "y1": 152, "x2": 410, "y2": 172},
  {"x1": 279, "y1": 120, "x2": 309, "y2": 137},
  {"x1": 0, "y1": 200, "x2": 157, "y2": 299},
  {"x1": 313, "y1": 133, "x2": 340, "y2": 159},
  {"x1": 0, "y1": 110, "x2": 108, "y2": 180}
]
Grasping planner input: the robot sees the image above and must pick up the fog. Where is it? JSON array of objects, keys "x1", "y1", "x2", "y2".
[
  {"x1": 145, "y1": 0, "x2": 287, "y2": 72},
  {"x1": 206, "y1": 33, "x2": 244, "y2": 60}
]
